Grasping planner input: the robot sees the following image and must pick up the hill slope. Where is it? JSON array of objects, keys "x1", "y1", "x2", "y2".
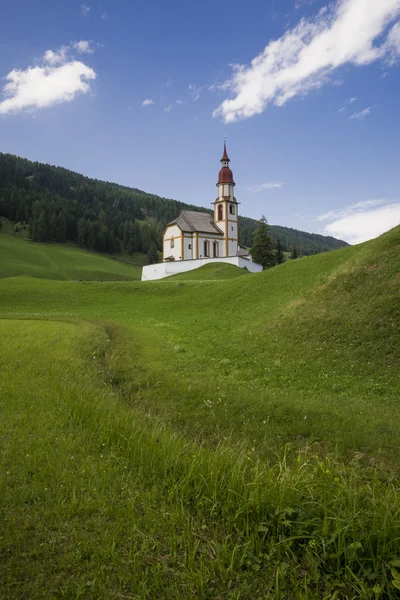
[
  {"x1": 0, "y1": 226, "x2": 399, "y2": 599},
  {"x1": 0, "y1": 152, "x2": 348, "y2": 256},
  {"x1": 0, "y1": 233, "x2": 141, "y2": 280}
]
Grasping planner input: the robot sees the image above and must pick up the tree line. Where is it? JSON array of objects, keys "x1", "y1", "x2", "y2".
[{"x1": 0, "y1": 153, "x2": 348, "y2": 258}]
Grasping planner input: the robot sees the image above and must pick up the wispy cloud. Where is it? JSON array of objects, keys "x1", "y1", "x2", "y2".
[
  {"x1": 164, "y1": 105, "x2": 172, "y2": 112},
  {"x1": 316, "y1": 199, "x2": 387, "y2": 221},
  {"x1": 295, "y1": 0, "x2": 317, "y2": 9},
  {"x1": 176, "y1": 99, "x2": 183, "y2": 105},
  {"x1": 213, "y1": 0, "x2": 400, "y2": 123},
  {"x1": 142, "y1": 98, "x2": 154, "y2": 106},
  {"x1": 316, "y1": 199, "x2": 400, "y2": 244},
  {"x1": 188, "y1": 84, "x2": 203, "y2": 101},
  {"x1": 100, "y1": 11, "x2": 110, "y2": 20},
  {"x1": 0, "y1": 43, "x2": 96, "y2": 116},
  {"x1": 249, "y1": 182, "x2": 283, "y2": 192},
  {"x1": 81, "y1": 4, "x2": 91, "y2": 16},
  {"x1": 339, "y1": 96, "x2": 358, "y2": 114},
  {"x1": 349, "y1": 105, "x2": 376, "y2": 119}
]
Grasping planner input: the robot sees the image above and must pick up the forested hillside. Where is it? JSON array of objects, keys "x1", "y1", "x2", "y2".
[{"x1": 0, "y1": 153, "x2": 348, "y2": 256}]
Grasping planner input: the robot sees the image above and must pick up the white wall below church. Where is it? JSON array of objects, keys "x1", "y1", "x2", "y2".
[{"x1": 142, "y1": 256, "x2": 263, "y2": 281}]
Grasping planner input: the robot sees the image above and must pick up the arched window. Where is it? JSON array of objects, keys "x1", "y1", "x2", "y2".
[
  {"x1": 229, "y1": 204, "x2": 235, "y2": 215},
  {"x1": 213, "y1": 241, "x2": 218, "y2": 257},
  {"x1": 217, "y1": 204, "x2": 223, "y2": 221},
  {"x1": 204, "y1": 240, "x2": 209, "y2": 257},
  {"x1": 170, "y1": 237, "x2": 174, "y2": 248}
]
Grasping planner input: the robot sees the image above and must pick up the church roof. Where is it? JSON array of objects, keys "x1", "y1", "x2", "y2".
[{"x1": 167, "y1": 210, "x2": 224, "y2": 235}]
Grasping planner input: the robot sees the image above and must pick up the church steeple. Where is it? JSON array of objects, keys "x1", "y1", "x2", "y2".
[{"x1": 214, "y1": 140, "x2": 239, "y2": 257}]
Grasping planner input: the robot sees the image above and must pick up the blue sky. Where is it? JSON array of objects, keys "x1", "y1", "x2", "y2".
[{"x1": 1, "y1": 0, "x2": 400, "y2": 243}]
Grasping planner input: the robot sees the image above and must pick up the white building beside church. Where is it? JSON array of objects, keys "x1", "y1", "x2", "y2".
[{"x1": 142, "y1": 143, "x2": 262, "y2": 281}]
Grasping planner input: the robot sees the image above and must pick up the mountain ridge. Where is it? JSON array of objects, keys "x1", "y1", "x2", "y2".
[{"x1": 0, "y1": 152, "x2": 348, "y2": 256}]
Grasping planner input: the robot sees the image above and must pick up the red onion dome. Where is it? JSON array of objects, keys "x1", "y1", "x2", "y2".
[{"x1": 218, "y1": 167, "x2": 235, "y2": 184}]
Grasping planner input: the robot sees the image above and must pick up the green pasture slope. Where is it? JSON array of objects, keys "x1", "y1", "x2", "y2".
[
  {"x1": 169, "y1": 262, "x2": 250, "y2": 280},
  {"x1": 0, "y1": 233, "x2": 142, "y2": 280},
  {"x1": 1, "y1": 227, "x2": 400, "y2": 599}
]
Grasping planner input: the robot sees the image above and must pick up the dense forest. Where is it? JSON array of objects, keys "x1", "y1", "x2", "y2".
[{"x1": 0, "y1": 153, "x2": 348, "y2": 257}]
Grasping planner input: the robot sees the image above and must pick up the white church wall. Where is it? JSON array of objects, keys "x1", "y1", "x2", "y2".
[
  {"x1": 183, "y1": 235, "x2": 193, "y2": 260},
  {"x1": 142, "y1": 256, "x2": 263, "y2": 281},
  {"x1": 196, "y1": 234, "x2": 224, "y2": 259},
  {"x1": 163, "y1": 225, "x2": 183, "y2": 261}
]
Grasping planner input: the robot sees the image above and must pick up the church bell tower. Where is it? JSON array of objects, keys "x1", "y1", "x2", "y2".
[{"x1": 213, "y1": 141, "x2": 239, "y2": 257}]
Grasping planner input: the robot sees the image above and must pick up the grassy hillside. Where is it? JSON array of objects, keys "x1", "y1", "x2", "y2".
[
  {"x1": 169, "y1": 262, "x2": 250, "y2": 280},
  {"x1": 1, "y1": 227, "x2": 399, "y2": 598},
  {"x1": 0, "y1": 233, "x2": 142, "y2": 280}
]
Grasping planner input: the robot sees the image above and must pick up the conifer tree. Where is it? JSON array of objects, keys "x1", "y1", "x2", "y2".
[
  {"x1": 275, "y1": 239, "x2": 285, "y2": 264},
  {"x1": 291, "y1": 246, "x2": 299, "y2": 260},
  {"x1": 250, "y1": 216, "x2": 276, "y2": 269},
  {"x1": 147, "y1": 242, "x2": 159, "y2": 264}
]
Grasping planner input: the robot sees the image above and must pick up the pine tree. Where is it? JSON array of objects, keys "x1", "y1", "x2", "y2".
[
  {"x1": 275, "y1": 239, "x2": 285, "y2": 264},
  {"x1": 77, "y1": 218, "x2": 87, "y2": 247},
  {"x1": 147, "y1": 242, "x2": 159, "y2": 265},
  {"x1": 250, "y1": 216, "x2": 276, "y2": 269},
  {"x1": 291, "y1": 246, "x2": 299, "y2": 260}
]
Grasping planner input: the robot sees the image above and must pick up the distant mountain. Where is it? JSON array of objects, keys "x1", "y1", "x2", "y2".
[{"x1": 0, "y1": 153, "x2": 348, "y2": 256}]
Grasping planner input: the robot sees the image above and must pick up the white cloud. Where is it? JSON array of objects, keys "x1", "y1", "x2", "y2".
[
  {"x1": 176, "y1": 99, "x2": 183, "y2": 105},
  {"x1": 349, "y1": 105, "x2": 375, "y2": 119},
  {"x1": 164, "y1": 105, "x2": 172, "y2": 112},
  {"x1": 249, "y1": 182, "x2": 283, "y2": 192},
  {"x1": 81, "y1": 4, "x2": 91, "y2": 16},
  {"x1": 72, "y1": 40, "x2": 94, "y2": 54},
  {"x1": 142, "y1": 98, "x2": 154, "y2": 106},
  {"x1": 316, "y1": 199, "x2": 400, "y2": 243},
  {"x1": 43, "y1": 46, "x2": 69, "y2": 66},
  {"x1": 349, "y1": 96, "x2": 357, "y2": 103},
  {"x1": 0, "y1": 44, "x2": 96, "y2": 116},
  {"x1": 213, "y1": 0, "x2": 400, "y2": 123},
  {"x1": 100, "y1": 11, "x2": 110, "y2": 20}
]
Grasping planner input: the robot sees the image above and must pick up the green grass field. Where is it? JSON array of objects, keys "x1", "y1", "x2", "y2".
[
  {"x1": 1, "y1": 226, "x2": 400, "y2": 598},
  {"x1": 0, "y1": 232, "x2": 142, "y2": 280}
]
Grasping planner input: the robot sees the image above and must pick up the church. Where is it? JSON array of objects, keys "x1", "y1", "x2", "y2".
[{"x1": 141, "y1": 143, "x2": 262, "y2": 281}]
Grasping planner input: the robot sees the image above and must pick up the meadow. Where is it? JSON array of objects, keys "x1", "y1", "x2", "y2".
[
  {"x1": 1, "y1": 227, "x2": 400, "y2": 599},
  {"x1": 0, "y1": 231, "x2": 143, "y2": 281}
]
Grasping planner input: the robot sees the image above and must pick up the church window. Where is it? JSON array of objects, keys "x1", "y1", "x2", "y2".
[
  {"x1": 217, "y1": 204, "x2": 223, "y2": 221},
  {"x1": 213, "y1": 242, "x2": 218, "y2": 257},
  {"x1": 229, "y1": 204, "x2": 235, "y2": 215},
  {"x1": 188, "y1": 244, "x2": 192, "y2": 249},
  {"x1": 231, "y1": 226, "x2": 234, "y2": 231},
  {"x1": 170, "y1": 237, "x2": 175, "y2": 248},
  {"x1": 204, "y1": 240, "x2": 209, "y2": 257}
]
